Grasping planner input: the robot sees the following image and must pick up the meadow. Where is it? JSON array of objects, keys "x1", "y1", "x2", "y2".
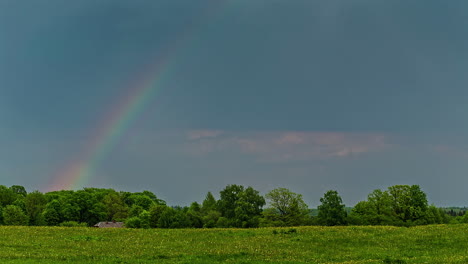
[{"x1": 0, "y1": 225, "x2": 467, "y2": 264}]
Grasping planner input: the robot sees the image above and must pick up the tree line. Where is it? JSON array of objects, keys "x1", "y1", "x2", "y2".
[{"x1": 0, "y1": 184, "x2": 466, "y2": 228}]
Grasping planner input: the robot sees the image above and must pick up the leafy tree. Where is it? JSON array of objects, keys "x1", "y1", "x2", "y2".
[
  {"x1": 157, "y1": 207, "x2": 177, "y2": 228},
  {"x1": 462, "y1": 211, "x2": 468, "y2": 224},
  {"x1": 127, "y1": 194, "x2": 155, "y2": 211},
  {"x1": 87, "y1": 202, "x2": 107, "y2": 226},
  {"x1": 102, "y1": 192, "x2": 128, "y2": 221},
  {"x1": 125, "y1": 216, "x2": 141, "y2": 228},
  {"x1": 233, "y1": 187, "x2": 265, "y2": 227},
  {"x1": 0, "y1": 185, "x2": 16, "y2": 207},
  {"x1": 216, "y1": 217, "x2": 230, "y2": 228},
  {"x1": 129, "y1": 204, "x2": 144, "y2": 218},
  {"x1": 149, "y1": 204, "x2": 167, "y2": 228},
  {"x1": 201, "y1": 192, "x2": 217, "y2": 213},
  {"x1": 217, "y1": 185, "x2": 265, "y2": 227},
  {"x1": 218, "y1": 185, "x2": 244, "y2": 219},
  {"x1": 387, "y1": 185, "x2": 428, "y2": 225},
  {"x1": 202, "y1": 210, "x2": 221, "y2": 228},
  {"x1": 424, "y1": 205, "x2": 443, "y2": 224},
  {"x1": 12, "y1": 197, "x2": 26, "y2": 212},
  {"x1": 349, "y1": 185, "x2": 431, "y2": 226},
  {"x1": 187, "y1": 202, "x2": 203, "y2": 228},
  {"x1": 10, "y1": 185, "x2": 27, "y2": 197},
  {"x1": 3, "y1": 205, "x2": 28, "y2": 226},
  {"x1": 42, "y1": 199, "x2": 62, "y2": 226},
  {"x1": 25, "y1": 191, "x2": 47, "y2": 226},
  {"x1": 264, "y1": 188, "x2": 309, "y2": 226},
  {"x1": 317, "y1": 190, "x2": 347, "y2": 226},
  {"x1": 139, "y1": 210, "x2": 151, "y2": 229},
  {"x1": 140, "y1": 190, "x2": 166, "y2": 205}
]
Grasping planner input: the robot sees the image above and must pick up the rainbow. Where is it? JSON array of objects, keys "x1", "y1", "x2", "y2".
[
  {"x1": 48, "y1": 56, "x2": 169, "y2": 191},
  {"x1": 47, "y1": 1, "x2": 226, "y2": 191}
]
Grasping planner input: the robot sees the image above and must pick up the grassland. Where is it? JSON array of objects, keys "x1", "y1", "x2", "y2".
[{"x1": 0, "y1": 225, "x2": 467, "y2": 263}]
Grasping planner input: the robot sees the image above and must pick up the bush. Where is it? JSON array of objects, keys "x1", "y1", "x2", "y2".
[
  {"x1": 59, "y1": 221, "x2": 87, "y2": 227},
  {"x1": 3, "y1": 205, "x2": 28, "y2": 226},
  {"x1": 125, "y1": 216, "x2": 141, "y2": 228}
]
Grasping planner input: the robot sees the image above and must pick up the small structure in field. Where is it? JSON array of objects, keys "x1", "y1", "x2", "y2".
[{"x1": 93, "y1": 221, "x2": 124, "y2": 228}]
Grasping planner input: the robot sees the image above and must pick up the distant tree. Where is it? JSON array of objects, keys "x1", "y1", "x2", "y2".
[
  {"x1": 13, "y1": 197, "x2": 26, "y2": 212},
  {"x1": 157, "y1": 207, "x2": 177, "y2": 228},
  {"x1": 127, "y1": 194, "x2": 155, "y2": 211},
  {"x1": 217, "y1": 185, "x2": 265, "y2": 227},
  {"x1": 25, "y1": 191, "x2": 47, "y2": 226},
  {"x1": 234, "y1": 187, "x2": 265, "y2": 227},
  {"x1": 102, "y1": 192, "x2": 128, "y2": 221},
  {"x1": 317, "y1": 190, "x2": 347, "y2": 226},
  {"x1": 125, "y1": 216, "x2": 141, "y2": 228},
  {"x1": 10, "y1": 185, "x2": 27, "y2": 197},
  {"x1": 264, "y1": 188, "x2": 309, "y2": 226},
  {"x1": 202, "y1": 210, "x2": 221, "y2": 228},
  {"x1": 424, "y1": 205, "x2": 443, "y2": 224},
  {"x1": 218, "y1": 185, "x2": 244, "y2": 219},
  {"x1": 349, "y1": 185, "x2": 431, "y2": 226},
  {"x1": 187, "y1": 202, "x2": 203, "y2": 228},
  {"x1": 462, "y1": 212, "x2": 468, "y2": 224},
  {"x1": 139, "y1": 210, "x2": 151, "y2": 229},
  {"x1": 129, "y1": 204, "x2": 144, "y2": 218},
  {"x1": 42, "y1": 199, "x2": 62, "y2": 226},
  {"x1": 3, "y1": 205, "x2": 28, "y2": 226},
  {"x1": 149, "y1": 204, "x2": 167, "y2": 228},
  {"x1": 201, "y1": 192, "x2": 217, "y2": 213},
  {"x1": 140, "y1": 190, "x2": 166, "y2": 205},
  {"x1": 387, "y1": 185, "x2": 428, "y2": 225},
  {"x1": 0, "y1": 185, "x2": 16, "y2": 207}
]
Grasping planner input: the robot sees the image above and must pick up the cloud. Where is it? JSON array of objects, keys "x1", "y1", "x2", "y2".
[
  {"x1": 181, "y1": 131, "x2": 391, "y2": 162},
  {"x1": 432, "y1": 144, "x2": 468, "y2": 159},
  {"x1": 186, "y1": 130, "x2": 223, "y2": 140}
]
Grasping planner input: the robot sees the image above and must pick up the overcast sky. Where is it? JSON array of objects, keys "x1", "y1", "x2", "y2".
[{"x1": 1, "y1": 0, "x2": 468, "y2": 207}]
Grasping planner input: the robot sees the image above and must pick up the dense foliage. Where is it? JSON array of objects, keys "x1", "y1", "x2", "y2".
[{"x1": 0, "y1": 184, "x2": 464, "y2": 228}]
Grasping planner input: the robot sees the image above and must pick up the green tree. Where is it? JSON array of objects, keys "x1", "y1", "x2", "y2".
[
  {"x1": 10, "y1": 185, "x2": 27, "y2": 197},
  {"x1": 102, "y1": 192, "x2": 128, "y2": 221},
  {"x1": 201, "y1": 192, "x2": 217, "y2": 213},
  {"x1": 218, "y1": 185, "x2": 244, "y2": 219},
  {"x1": 387, "y1": 185, "x2": 428, "y2": 225},
  {"x1": 129, "y1": 204, "x2": 144, "y2": 218},
  {"x1": 25, "y1": 191, "x2": 47, "y2": 226},
  {"x1": 149, "y1": 204, "x2": 167, "y2": 228},
  {"x1": 202, "y1": 210, "x2": 221, "y2": 228},
  {"x1": 317, "y1": 190, "x2": 347, "y2": 226},
  {"x1": 217, "y1": 185, "x2": 265, "y2": 227},
  {"x1": 125, "y1": 216, "x2": 141, "y2": 228},
  {"x1": 127, "y1": 194, "x2": 155, "y2": 211},
  {"x1": 42, "y1": 199, "x2": 62, "y2": 226},
  {"x1": 158, "y1": 207, "x2": 177, "y2": 228},
  {"x1": 187, "y1": 202, "x2": 203, "y2": 228},
  {"x1": 234, "y1": 187, "x2": 265, "y2": 227},
  {"x1": 0, "y1": 185, "x2": 16, "y2": 207},
  {"x1": 3, "y1": 205, "x2": 28, "y2": 226},
  {"x1": 139, "y1": 210, "x2": 151, "y2": 229},
  {"x1": 264, "y1": 188, "x2": 309, "y2": 226}
]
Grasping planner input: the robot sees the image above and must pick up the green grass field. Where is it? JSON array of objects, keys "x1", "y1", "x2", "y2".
[{"x1": 0, "y1": 225, "x2": 467, "y2": 263}]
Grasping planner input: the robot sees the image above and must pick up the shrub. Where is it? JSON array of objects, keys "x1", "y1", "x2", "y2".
[{"x1": 59, "y1": 221, "x2": 87, "y2": 227}]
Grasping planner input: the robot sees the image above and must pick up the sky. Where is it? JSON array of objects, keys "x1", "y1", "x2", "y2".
[{"x1": 1, "y1": 0, "x2": 468, "y2": 207}]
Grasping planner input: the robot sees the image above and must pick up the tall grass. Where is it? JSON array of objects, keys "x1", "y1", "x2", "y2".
[{"x1": 0, "y1": 225, "x2": 467, "y2": 263}]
